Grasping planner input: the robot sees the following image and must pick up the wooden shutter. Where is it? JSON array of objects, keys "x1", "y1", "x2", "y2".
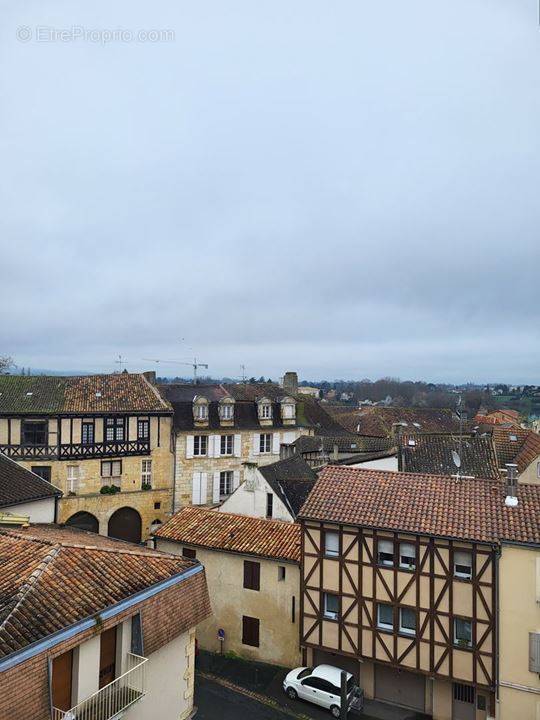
[
  {"x1": 192, "y1": 472, "x2": 201, "y2": 505},
  {"x1": 186, "y1": 436, "x2": 194, "y2": 459},
  {"x1": 252, "y1": 433, "x2": 260, "y2": 455},
  {"x1": 233, "y1": 470, "x2": 240, "y2": 490},
  {"x1": 272, "y1": 433, "x2": 280, "y2": 455},
  {"x1": 131, "y1": 613, "x2": 144, "y2": 656},
  {"x1": 213, "y1": 472, "x2": 221, "y2": 503},
  {"x1": 200, "y1": 473, "x2": 207, "y2": 504},
  {"x1": 244, "y1": 560, "x2": 260, "y2": 590},
  {"x1": 234, "y1": 434, "x2": 242, "y2": 457},
  {"x1": 242, "y1": 616, "x2": 260, "y2": 647},
  {"x1": 51, "y1": 650, "x2": 73, "y2": 712}
]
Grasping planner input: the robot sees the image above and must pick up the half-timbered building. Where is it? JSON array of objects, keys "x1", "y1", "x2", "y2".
[
  {"x1": 299, "y1": 465, "x2": 540, "y2": 720},
  {"x1": 0, "y1": 372, "x2": 174, "y2": 541}
]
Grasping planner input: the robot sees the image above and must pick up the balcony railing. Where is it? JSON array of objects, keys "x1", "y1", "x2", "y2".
[
  {"x1": 52, "y1": 653, "x2": 147, "y2": 720},
  {"x1": 0, "y1": 440, "x2": 150, "y2": 461}
]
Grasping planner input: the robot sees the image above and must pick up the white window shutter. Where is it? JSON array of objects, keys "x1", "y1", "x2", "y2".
[
  {"x1": 212, "y1": 435, "x2": 220, "y2": 458},
  {"x1": 186, "y1": 435, "x2": 194, "y2": 459},
  {"x1": 272, "y1": 432, "x2": 280, "y2": 454},
  {"x1": 253, "y1": 433, "x2": 260, "y2": 455},
  {"x1": 233, "y1": 470, "x2": 240, "y2": 490},
  {"x1": 234, "y1": 434, "x2": 241, "y2": 457},
  {"x1": 213, "y1": 472, "x2": 221, "y2": 503},
  {"x1": 192, "y1": 472, "x2": 201, "y2": 505},
  {"x1": 200, "y1": 473, "x2": 208, "y2": 504}
]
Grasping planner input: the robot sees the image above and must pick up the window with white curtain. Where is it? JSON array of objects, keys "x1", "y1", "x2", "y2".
[
  {"x1": 399, "y1": 542, "x2": 416, "y2": 570},
  {"x1": 378, "y1": 539, "x2": 394, "y2": 566}
]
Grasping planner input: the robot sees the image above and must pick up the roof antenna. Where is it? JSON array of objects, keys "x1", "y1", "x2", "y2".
[
  {"x1": 240, "y1": 364, "x2": 247, "y2": 383},
  {"x1": 453, "y1": 394, "x2": 464, "y2": 481}
]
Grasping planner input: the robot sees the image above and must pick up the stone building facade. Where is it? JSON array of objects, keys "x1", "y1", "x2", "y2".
[{"x1": 0, "y1": 372, "x2": 174, "y2": 541}]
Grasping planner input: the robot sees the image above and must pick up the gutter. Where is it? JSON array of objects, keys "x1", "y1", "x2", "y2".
[{"x1": 0, "y1": 563, "x2": 203, "y2": 672}]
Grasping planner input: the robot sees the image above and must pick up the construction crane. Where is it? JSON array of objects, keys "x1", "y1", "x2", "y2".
[{"x1": 142, "y1": 358, "x2": 209, "y2": 383}]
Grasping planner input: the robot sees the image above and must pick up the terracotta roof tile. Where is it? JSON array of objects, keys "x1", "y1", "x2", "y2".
[
  {"x1": 155, "y1": 507, "x2": 301, "y2": 562},
  {"x1": 0, "y1": 373, "x2": 171, "y2": 414},
  {"x1": 299, "y1": 465, "x2": 540, "y2": 546},
  {"x1": 0, "y1": 524, "x2": 205, "y2": 658},
  {"x1": 490, "y1": 426, "x2": 534, "y2": 468}
]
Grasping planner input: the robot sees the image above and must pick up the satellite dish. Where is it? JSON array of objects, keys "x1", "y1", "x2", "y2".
[{"x1": 452, "y1": 450, "x2": 461, "y2": 468}]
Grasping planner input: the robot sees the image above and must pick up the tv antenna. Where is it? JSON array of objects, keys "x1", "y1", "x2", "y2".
[
  {"x1": 142, "y1": 357, "x2": 209, "y2": 383},
  {"x1": 115, "y1": 355, "x2": 128, "y2": 372},
  {"x1": 240, "y1": 364, "x2": 247, "y2": 383}
]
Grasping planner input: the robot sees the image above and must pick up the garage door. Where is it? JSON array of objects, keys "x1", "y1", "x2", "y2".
[
  {"x1": 313, "y1": 650, "x2": 360, "y2": 681},
  {"x1": 375, "y1": 665, "x2": 425, "y2": 712}
]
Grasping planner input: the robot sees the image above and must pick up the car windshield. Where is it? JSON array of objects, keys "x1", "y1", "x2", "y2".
[
  {"x1": 298, "y1": 668, "x2": 313, "y2": 679},
  {"x1": 347, "y1": 677, "x2": 355, "y2": 693}
]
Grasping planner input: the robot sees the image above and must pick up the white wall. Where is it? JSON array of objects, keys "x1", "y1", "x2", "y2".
[
  {"x1": 3, "y1": 497, "x2": 56, "y2": 523},
  {"x1": 351, "y1": 456, "x2": 398, "y2": 471},
  {"x1": 72, "y1": 634, "x2": 101, "y2": 704},
  {"x1": 127, "y1": 628, "x2": 193, "y2": 720},
  {"x1": 219, "y1": 469, "x2": 293, "y2": 521}
]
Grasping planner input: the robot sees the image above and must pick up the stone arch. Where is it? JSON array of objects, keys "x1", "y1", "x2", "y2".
[
  {"x1": 65, "y1": 511, "x2": 99, "y2": 534},
  {"x1": 107, "y1": 506, "x2": 142, "y2": 544}
]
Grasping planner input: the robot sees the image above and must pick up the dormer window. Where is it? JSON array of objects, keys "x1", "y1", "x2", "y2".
[
  {"x1": 193, "y1": 396, "x2": 209, "y2": 422},
  {"x1": 280, "y1": 397, "x2": 296, "y2": 421},
  {"x1": 257, "y1": 397, "x2": 273, "y2": 421},
  {"x1": 218, "y1": 398, "x2": 235, "y2": 422}
]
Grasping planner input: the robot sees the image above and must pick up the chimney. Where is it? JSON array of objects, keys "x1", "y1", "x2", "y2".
[
  {"x1": 282, "y1": 371, "x2": 298, "y2": 396},
  {"x1": 332, "y1": 443, "x2": 339, "y2": 462},
  {"x1": 504, "y1": 463, "x2": 518, "y2": 507},
  {"x1": 143, "y1": 370, "x2": 156, "y2": 384}
]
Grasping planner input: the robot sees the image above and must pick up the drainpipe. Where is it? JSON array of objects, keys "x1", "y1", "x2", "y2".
[
  {"x1": 171, "y1": 429, "x2": 177, "y2": 513},
  {"x1": 495, "y1": 545, "x2": 501, "y2": 719}
]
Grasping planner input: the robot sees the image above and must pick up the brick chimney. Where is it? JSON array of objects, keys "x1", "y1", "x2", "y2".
[
  {"x1": 143, "y1": 370, "x2": 156, "y2": 384},
  {"x1": 283, "y1": 371, "x2": 298, "y2": 396},
  {"x1": 504, "y1": 463, "x2": 518, "y2": 507}
]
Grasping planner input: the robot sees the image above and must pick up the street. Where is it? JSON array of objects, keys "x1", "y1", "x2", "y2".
[{"x1": 195, "y1": 675, "x2": 294, "y2": 720}]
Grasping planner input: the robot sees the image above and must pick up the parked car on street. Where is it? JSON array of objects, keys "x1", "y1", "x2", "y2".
[{"x1": 283, "y1": 664, "x2": 360, "y2": 717}]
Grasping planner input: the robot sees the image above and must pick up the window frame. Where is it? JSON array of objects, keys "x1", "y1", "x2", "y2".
[
  {"x1": 399, "y1": 607, "x2": 416, "y2": 636},
  {"x1": 137, "y1": 419, "x2": 150, "y2": 441},
  {"x1": 67, "y1": 465, "x2": 80, "y2": 493},
  {"x1": 278, "y1": 565, "x2": 286, "y2": 581},
  {"x1": 141, "y1": 459, "x2": 152, "y2": 487},
  {"x1": 105, "y1": 417, "x2": 125, "y2": 443},
  {"x1": 220, "y1": 470, "x2": 233, "y2": 497},
  {"x1": 399, "y1": 542, "x2": 416, "y2": 571},
  {"x1": 266, "y1": 492, "x2": 273, "y2": 518},
  {"x1": 454, "y1": 617, "x2": 473, "y2": 648},
  {"x1": 377, "y1": 602, "x2": 394, "y2": 631},
  {"x1": 101, "y1": 460, "x2": 122, "y2": 478},
  {"x1": 260, "y1": 403, "x2": 272, "y2": 419},
  {"x1": 21, "y1": 420, "x2": 48, "y2": 447},
  {"x1": 81, "y1": 421, "x2": 95, "y2": 445},
  {"x1": 220, "y1": 434, "x2": 234, "y2": 456},
  {"x1": 193, "y1": 435, "x2": 207, "y2": 456},
  {"x1": 377, "y1": 539, "x2": 394, "y2": 567},
  {"x1": 259, "y1": 433, "x2": 272, "y2": 454},
  {"x1": 323, "y1": 592, "x2": 340, "y2": 621},
  {"x1": 454, "y1": 550, "x2": 473, "y2": 580},
  {"x1": 324, "y1": 530, "x2": 340, "y2": 558},
  {"x1": 182, "y1": 547, "x2": 196, "y2": 559}
]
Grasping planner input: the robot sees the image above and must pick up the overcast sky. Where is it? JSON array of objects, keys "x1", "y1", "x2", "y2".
[{"x1": 1, "y1": 0, "x2": 539, "y2": 383}]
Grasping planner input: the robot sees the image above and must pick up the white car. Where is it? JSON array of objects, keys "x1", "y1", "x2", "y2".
[{"x1": 283, "y1": 664, "x2": 357, "y2": 717}]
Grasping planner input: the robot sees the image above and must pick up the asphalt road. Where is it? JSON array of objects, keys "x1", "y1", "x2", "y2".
[{"x1": 195, "y1": 675, "x2": 294, "y2": 720}]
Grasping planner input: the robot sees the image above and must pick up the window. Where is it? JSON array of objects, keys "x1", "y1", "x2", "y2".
[
  {"x1": 182, "y1": 547, "x2": 196, "y2": 559},
  {"x1": 193, "y1": 435, "x2": 207, "y2": 456},
  {"x1": 105, "y1": 417, "x2": 124, "y2": 442},
  {"x1": 323, "y1": 593, "x2": 339, "y2": 620},
  {"x1": 137, "y1": 419, "x2": 149, "y2": 440},
  {"x1": 282, "y1": 403, "x2": 295, "y2": 419},
  {"x1": 453, "y1": 683, "x2": 475, "y2": 704},
  {"x1": 377, "y1": 603, "x2": 394, "y2": 630},
  {"x1": 220, "y1": 435, "x2": 233, "y2": 456},
  {"x1": 154, "y1": 502, "x2": 161, "y2": 510},
  {"x1": 242, "y1": 616, "x2": 260, "y2": 647},
  {"x1": 378, "y1": 539, "x2": 394, "y2": 566},
  {"x1": 260, "y1": 403, "x2": 272, "y2": 419},
  {"x1": 260, "y1": 433, "x2": 272, "y2": 453},
  {"x1": 324, "y1": 531, "x2": 339, "y2": 557},
  {"x1": 399, "y1": 607, "x2": 416, "y2": 635},
  {"x1": 194, "y1": 402, "x2": 208, "y2": 420},
  {"x1": 32, "y1": 466, "x2": 51, "y2": 482},
  {"x1": 81, "y1": 421, "x2": 94, "y2": 445},
  {"x1": 221, "y1": 404, "x2": 234, "y2": 420},
  {"x1": 220, "y1": 471, "x2": 233, "y2": 496},
  {"x1": 454, "y1": 618, "x2": 472, "y2": 648},
  {"x1": 101, "y1": 460, "x2": 122, "y2": 478},
  {"x1": 291, "y1": 595, "x2": 295, "y2": 622},
  {"x1": 529, "y1": 632, "x2": 540, "y2": 672},
  {"x1": 22, "y1": 421, "x2": 48, "y2": 446},
  {"x1": 454, "y1": 550, "x2": 472, "y2": 579},
  {"x1": 67, "y1": 465, "x2": 79, "y2": 493},
  {"x1": 278, "y1": 566, "x2": 286, "y2": 581},
  {"x1": 141, "y1": 460, "x2": 152, "y2": 487},
  {"x1": 399, "y1": 542, "x2": 416, "y2": 570},
  {"x1": 266, "y1": 492, "x2": 273, "y2": 518},
  {"x1": 244, "y1": 560, "x2": 260, "y2": 591}
]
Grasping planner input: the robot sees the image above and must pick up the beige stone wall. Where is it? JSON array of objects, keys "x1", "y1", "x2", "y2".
[
  {"x1": 174, "y1": 426, "x2": 310, "y2": 510},
  {"x1": 13, "y1": 416, "x2": 174, "y2": 539},
  {"x1": 157, "y1": 539, "x2": 301, "y2": 668},
  {"x1": 518, "y1": 458, "x2": 540, "y2": 485},
  {"x1": 498, "y1": 543, "x2": 540, "y2": 720}
]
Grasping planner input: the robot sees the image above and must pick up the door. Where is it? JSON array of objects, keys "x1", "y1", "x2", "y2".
[
  {"x1": 453, "y1": 683, "x2": 475, "y2": 720},
  {"x1": 375, "y1": 664, "x2": 425, "y2": 711},
  {"x1": 52, "y1": 649, "x2": 73, "y2": 712},
  {"x1": 99, "y1": 627, "x2": 117, "y2": 689}
]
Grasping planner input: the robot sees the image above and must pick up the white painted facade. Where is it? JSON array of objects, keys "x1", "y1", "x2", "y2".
[
  {"x1": 350, "y1": 455, "x2": 398, "y2": 471},
  {"x1": 2, "y1": 496, "x2": 57, "y2": 523},
  {"x1": 219, "y1": 465, "x2": 294, "y2": 522}
]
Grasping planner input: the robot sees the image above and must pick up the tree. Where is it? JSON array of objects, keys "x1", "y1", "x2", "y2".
[{"x1": 0, "y1": 356, "x2": 13, "y2": 374}]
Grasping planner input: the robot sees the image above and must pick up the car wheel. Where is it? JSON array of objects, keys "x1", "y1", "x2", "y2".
[
  {"x1": 330, "y1": 705, "x2": 341, "y2": 718},
  {"x1": 286, "y1": 687, "x2": 298, "y2": 700}
]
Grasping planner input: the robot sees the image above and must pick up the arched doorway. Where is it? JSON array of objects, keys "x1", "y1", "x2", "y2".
[
  {"x1": 65, "y1": 511, "x2": 99, "y2": 534},
  {"x1": 108, "y1": 507, "x2": 142, "y2": 544}
]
